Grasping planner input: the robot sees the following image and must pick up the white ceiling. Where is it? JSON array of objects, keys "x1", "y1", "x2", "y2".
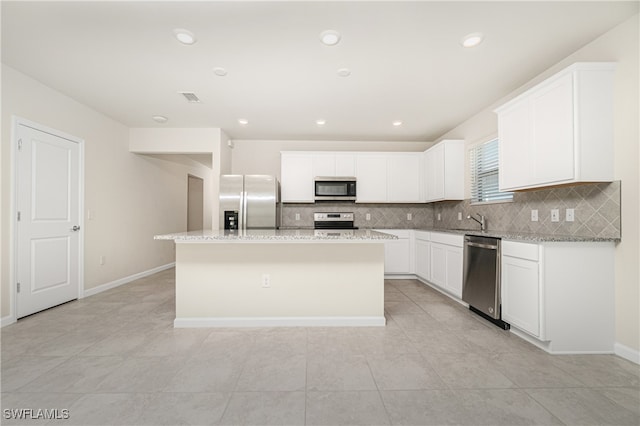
[{"x1": 2, "y1": 1, "x2": 637, "y2": 142}]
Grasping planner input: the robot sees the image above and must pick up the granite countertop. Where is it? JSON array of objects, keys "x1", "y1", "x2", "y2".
[
  {"x1": 154, "y1": 229, "x2": 397, "y2": 243},
  {"x1": 394, "y1": 227, "x2": 619, "y2": 243}
]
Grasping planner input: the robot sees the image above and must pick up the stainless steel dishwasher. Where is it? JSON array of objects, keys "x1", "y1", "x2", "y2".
[{"x1": 462, "y1": 235, "x2": 509, "y2": 329}]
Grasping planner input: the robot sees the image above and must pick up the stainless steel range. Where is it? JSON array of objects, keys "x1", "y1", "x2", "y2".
[{"x1": 313, "y1": 212, "x2": 358, "y2": 230}]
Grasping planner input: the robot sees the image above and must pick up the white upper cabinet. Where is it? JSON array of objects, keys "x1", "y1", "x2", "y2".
[
  {"x1": 387, "y1": 153, "x2": 422, "y2": 203},
  {"x1": 312, "y1": 154, "x2": 336, "y2": 177},
  {"x1": 281, "y1": 149, "x2": 431, "y2": 204},
  {"x1": 335, "y1": 154, "x2": 356, "y2": 176},
  {"x1": 312, "y1": 153, "x2": 356, "y2": 177},
  {"x1": 423, "y1": 140, "x2": 464, "y2": 202},
  {"x1": 281, "y1": 153, "x2": 314, "y2": 202},
  {"x1": 355, "y1": 154, "x2": 388, "y2": 203},
  {"x1": 496, "y1": 62, "x2": 615, "y2": 191}
]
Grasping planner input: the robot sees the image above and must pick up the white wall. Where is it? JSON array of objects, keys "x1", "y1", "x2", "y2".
[
  {"x1": 231, "y1": 140, "x2": 433, "y2": 177},
  {"x1": 129, "y1": 127, "x2": 231, "y2": 230},
  {"x1": 0, "y1": 65, "x2": 210, "y2": 319},
  {"x1": 436, "y1": 15, "x2": 640, "y2": 358}
]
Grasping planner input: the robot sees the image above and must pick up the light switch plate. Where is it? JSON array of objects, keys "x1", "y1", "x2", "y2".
[
  {"x1": 566, "y1": 208, "x2": 575, "y2": 222},
  {"x1": 531, "y1": 209, "x2": 538, "y2": 222},
  {"x1": 407, "y1": 213, "x2": 412, "y2": 221},
  {"x1": 458, "y1": 212, "x2": 462, "y2": 221},
  {"x1": 295, "y1": 213, "x2": 300, "y2": 221},
  {"x1": 551, "y1": 209, "x2": 560, "y2": 222},
  {"x1": 437, "y1": 213, "x2": 441, "y2": 221}
]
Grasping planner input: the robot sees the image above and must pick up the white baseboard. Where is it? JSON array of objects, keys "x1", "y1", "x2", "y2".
[
  {"x1": 615, "y1": 342, "x2": 640, "y2": 364},
  {"x1": 82, "y1": 262, "x2": 175, "y2": 298},
  {"x1": 1, "y1": 315, "x2": 17, "y2": 328},
  {"x1": 174, "y1": 316, "x2": 386, "y2": 328}
]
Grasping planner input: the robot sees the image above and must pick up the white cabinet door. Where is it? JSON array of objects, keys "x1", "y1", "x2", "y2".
[
  {"x1": 383, "y1": 239, "x2": 411, "y2": 274},
  {"x1": 430, "y1": 242, "x2": 447, "y2": 288},
  {"x1": 425, "y1": 145, "x2": 445, "y2": 201},
  {"x1": 312, "y1": 154, "x2": 336, "y2": 177},
  {"x1": 415, "y1": 239, "x2": 430, "y2": 280},
  {"x1": 430, "y1": 239, "x2": 463, "y2": 298},
  {"x1": 499, "y1": 99, "x2": 533, "y2": 190},
  {"x1": 335, "y1": 154, "x2": 356, "y2": 176},
  {"x1": 281, "y1": 154, "x2": 314, "y2": 202},
  {"x1": 356, "y1": 154, "x2": 388, "y2": 202},
  {"x1": 501, "y1": 254, "x2": 540, "y2": 337},
  {"x1": 530, "y1": 73, "x2": 575, "y2": 185},
  {"x1": 443, "y1": 245, "x2": 463, "y2": 298},
  {"x1": 423, "y1": 140, "x2": 463, "y2": 203},
  {"x1": 388, "y1": 153, "x2": 421, "y2": 202}
]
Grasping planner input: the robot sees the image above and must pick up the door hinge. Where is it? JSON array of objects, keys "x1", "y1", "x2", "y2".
[
  {"x1": 17, "y1": 211, "x2": 21, "y2": 222},
  {"x1": 18, "y1": 139, "x2": 22, "y2": 152},
  {"x1": 17, "y1": 282, "x2": 21, "y2": 293}
]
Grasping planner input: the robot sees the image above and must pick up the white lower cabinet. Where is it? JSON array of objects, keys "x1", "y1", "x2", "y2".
[
  {"x1": 501, "y1": 240, "x2": 615, "y2": 353},
  {"x1": 501, "y1": 242, "x2": 540, "y2": 337},
  {"x1": 376, "y1": 230, "x2": 413, "y2": 274},
  {"x1": 429, "y1": 232, "x2": 463, "y2": 299},
  {"x1": 414, "y1": 231, "x2": 430, "y2": 281}
]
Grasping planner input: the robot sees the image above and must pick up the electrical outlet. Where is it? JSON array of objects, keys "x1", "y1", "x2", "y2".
[
  {"x1": 458, "y1": 212, "x2": 462, "y2": 221},
  {"x1": 295, "y1": 213, "x2": 300, "y2": 221},
  {"x1": 262, "y1": 274, "x2": 270, "y2": 288},
  {"x1": 365, "y1": 213, "x2": 371, "y2": 221},
  {"x1": 551, "y1": 209, "x2": 560, "y2": 222},
  {"x1": 407, "y1": 213, "x2": 412, "y2": 221},
  {"x1": 566, "y1": 208, "x2": 575, "y2": 222},
  {"x1": 531, "y1": 209, "x2": 538, "y2": 222},
  {"x1": 437, "y1": 213, "x2": 441, "y2": 221}
]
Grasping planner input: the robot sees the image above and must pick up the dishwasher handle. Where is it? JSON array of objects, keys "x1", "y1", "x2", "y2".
[{"x1": 465, "y1": 241, "x2": 499, "y2": 250}]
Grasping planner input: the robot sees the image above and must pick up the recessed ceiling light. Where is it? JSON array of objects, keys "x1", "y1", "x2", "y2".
[
  {"x1": 461, "y1": 32, "x2": 484, "y2": 48},
  {"x1": 152, "y1": 115, "x2": 168, "y2": 124},
  {"x1": 392, "y1": 120, "x2": 403, "y2": 127},
  {"x1": 238, "y1": 118, "x2": 249, "y2": 125},
  {"x1": 316, "y1": 119, "x2": 326, "y2": 126},
  {"x1": 213, "y1": 67, "x2": 228, "y2": 77},
  {"x1": 173, "y1": 28, "x2": 196, "y2": 45},
  {"x1": 320, "y1": 30, "x2": 341, "y2": 46},
  {"x1": 337, "y1": 68, "x2": 351, "y2": 77}
]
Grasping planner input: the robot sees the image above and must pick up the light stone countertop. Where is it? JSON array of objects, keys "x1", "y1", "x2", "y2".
[
  {"x1": 154, "y1": 228, "x2": 397, "y2": 243},
  {"x1": 404, "y1": 227, "x2": 619, "y2": 243}
]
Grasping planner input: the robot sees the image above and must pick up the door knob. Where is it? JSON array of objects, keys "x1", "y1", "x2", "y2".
[{"x1": 71, "y1": 225, "x2": 81, "y2": 232}]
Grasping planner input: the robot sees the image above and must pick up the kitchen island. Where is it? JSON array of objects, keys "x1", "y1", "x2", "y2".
[{"x1": 155, "y1": 229, "x2": 395, "y2": 328}]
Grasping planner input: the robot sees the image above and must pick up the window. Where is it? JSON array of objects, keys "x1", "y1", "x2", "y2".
[{"x1": 470, "y1": 138, "x2": 513, "y2": 204}]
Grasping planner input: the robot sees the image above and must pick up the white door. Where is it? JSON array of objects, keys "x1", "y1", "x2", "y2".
[{"x1": 16, "y1": 123, "x2": 82, "y2": 318}]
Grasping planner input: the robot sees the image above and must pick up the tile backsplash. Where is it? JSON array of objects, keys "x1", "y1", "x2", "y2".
[
  {"x1": 281, "y1": 203, "x2": 433, "y2": 229},
  {"x1": 281, "y1": 181, "x2": 621, "y2": 239},
  {"x1": 433, "y1": 181, "x2": 621, "y2": 239}
]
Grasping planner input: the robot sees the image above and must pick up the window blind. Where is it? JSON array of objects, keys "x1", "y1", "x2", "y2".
[{"x1": 470, "y1": 138, "x2": 513, "y2": 204}]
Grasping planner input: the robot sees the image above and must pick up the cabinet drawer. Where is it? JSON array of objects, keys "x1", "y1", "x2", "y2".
[
  {"x1": 502, "y1": 240, "x2": 539, "y2": 261},
  {"x1": 430, "y1": 232, "x2": 463, "y2": 247},
  {"x1": 414, "y1": 230, "x2": 430, "y2": 241}
]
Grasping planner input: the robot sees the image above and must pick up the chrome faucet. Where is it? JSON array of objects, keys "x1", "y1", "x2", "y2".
[{"x1": 467, "y1": 214, "x2": 486, "y2": 232}]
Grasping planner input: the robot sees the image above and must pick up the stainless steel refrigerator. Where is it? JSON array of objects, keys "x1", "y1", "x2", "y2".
[{"x1": 219, "y1": 175, "x2": 280, "y2": 230}]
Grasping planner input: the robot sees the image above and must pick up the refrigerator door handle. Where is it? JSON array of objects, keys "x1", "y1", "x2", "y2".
[{"x1": 241, "y1": 191, "x2": 248, "y2": 230}]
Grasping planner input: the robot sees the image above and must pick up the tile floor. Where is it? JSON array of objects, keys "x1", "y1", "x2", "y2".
[{"x1": 1, "y1": 269, "x2": 639, "y2": 425}]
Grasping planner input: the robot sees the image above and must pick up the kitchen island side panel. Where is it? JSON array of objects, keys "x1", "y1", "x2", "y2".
[{"x1": 174, "y1": 242, "x2": 385, "y2": 325}]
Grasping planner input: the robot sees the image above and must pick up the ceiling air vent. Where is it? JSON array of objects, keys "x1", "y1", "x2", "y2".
[{"x1": 179, "y1": 92, "x2": 201, "y2": 103}]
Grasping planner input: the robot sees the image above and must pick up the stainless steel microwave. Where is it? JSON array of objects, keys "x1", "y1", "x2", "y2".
[{"x1": 314, "y1": 177, "x2": 357, "y2": 201}]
